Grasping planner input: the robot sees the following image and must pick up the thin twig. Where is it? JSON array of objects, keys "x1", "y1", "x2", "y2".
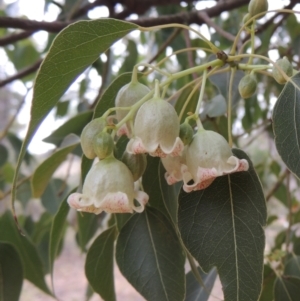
[
  {"x1": 0, "y1": 59, "x2": 42, "y2": 88},
  {"x1": 0, "y1": 91, "x2": 28, "y2": 141},
  {"x1": 198, "y1": 11, "x2": 236, "y2": 42},
  {"x1": 266, "y1": 170, "x2": 289, "y2": 201},
  {"x1": 0, "y1": 30, "x2": 34, "y2": 46}
]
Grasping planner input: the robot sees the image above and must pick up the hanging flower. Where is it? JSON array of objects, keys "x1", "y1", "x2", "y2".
[
  {"x1": 126, "y1": 96, "x2": 184, "y2": 158},
  {"x1": 67, "y1": 157, "x2": 149, "y2": 214},
  {"x1": 115, "y1": 81, "x2": 150, "y2": 137},
  {"x1": 161, "y1": 149, "x2": 186, "y2": 185},
  {"x1": 182, "y1": 130, "x2": 249, "y2": 192}
]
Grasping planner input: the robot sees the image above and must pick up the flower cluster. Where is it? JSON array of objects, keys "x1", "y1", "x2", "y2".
[{"x1": 67, "y1": 78, "x2": 249, "y2": 215}]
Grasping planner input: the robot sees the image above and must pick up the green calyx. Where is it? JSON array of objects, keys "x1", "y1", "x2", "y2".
[
  {"x1": 179, "y1": 123, "x2": 194, "y2": 145},
  {"x1": 272, "y1": 57, "x2": 293, "y2": 85},
  {"x1": 93, "y1": 131, "x2": 115, "y2": 159},
  {"x1": 248, "y1": 0, "x2": 268, "y2": 20},
  {"x1": 81, "y1": 117, "x2": 106, "y2": 159},
  {"x1": 238, "y1": 74, "x2": 257, "y2": 99}
]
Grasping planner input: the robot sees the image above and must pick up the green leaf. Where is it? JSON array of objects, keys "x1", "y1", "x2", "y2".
[
  {"x1": 178, "y1": 149, "x2": 267, "y2": 301},
  {"x1": 185, "y1": 267, "x2": 217, "y2": 301},
  {"x1": 284, "y1": 256, "x2": 300, "y2": 278},
  {"x1": 49, "y1": 191, "x2": 71, "y2": 287},
  {"x1": 12, "y1": 19, "x2": 137, "y2": 217},
  {"x1": 273, "y1": 72, "x2": 300, "y2": 178},
  {"x1": 209, "y1": 68, "x2": 244, "y2": 106},
  {"x1": 159, "y1": 161, "x2": 181, "y2": 225},
  {"x1": 120, "y1": 39, "x2": 138, "y2": 73},
  {"x1": 274, "y1": 276, "x2": 300, "y2": 301},
  {"x1": 0, "y1": 144, "x2": 8, "y2": 167},
  {"x1": 0, "y1": 242, "x2": 23, "y2": 301},
  {"x1": 116, "y1": 207, "x2": 185, "y2": 301},
  {"x1": 55, "y1": 100, "x2": 70, "y2": 117},
  {"x1": 85, "y1": 227, "x2": 117, "y2": 301},
  {"x1": 93, "y1": 72, "x2": 136, "y2": 118},
  {"x1": 31, "y1": 140, "x2": 79, "y2": 198},
  {"x1": 77, "y1": 212, "x2": 101, "y2": 252},
  {"x1": 41, "y1": 178, "x2": 68, "y2": 214},
  {"x1": 175, "y1": 86, "x2": 199, "y2": 123},
  {"x1": 43, "y1": 111, "x2": 93, "y2": 146},
  {"x1": 259, "y1": 265, "x2": 276, "y2": 301},
  {"x1": 142, "y1": 156, "x2": 169, "y2": 219},
  {"x1": 0, "y1": 211, "x2": 51, "y2": 295}
]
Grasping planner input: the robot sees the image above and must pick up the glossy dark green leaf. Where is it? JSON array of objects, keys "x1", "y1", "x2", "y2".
[
  {"x1": 185, "y1": 267, "x2": 217, "y2": 301},
  {"x1": 274, "y1": 276, "x2": 300, "y2": 301},
  {"x1": 77, "y1": 212, "x2": 103, "y2": 252},
  {"x1": 12, "y1": 19, "x2": 137, "y2": 216},
  {"x1": 85, "y1": 227, "x2": 117, "y2": 301},
  {"x1": 259, "y1": 265, "x2": 276, "y2": 301},
  {"x1": 142, "y1": 156, "x2": 169, "y2": 218},
  {"x1": 49, "y1": 191, "x2": 71, "y2": 285},
  {"x1": 31, "y1": 140, "x2": 79, "y2": 198},
  {"x1": 43, "y1": 111, "x2": 93, "y2": 146},
  {"x1": 273, "y1": 72, "x2": 300, "y2": 178},
  {"x1": 0, "y1": 211, "x2": 51, "y2": 295},
  {"x1": 284, "y1": 256, "x2": 300, "y2": 278},
  {"x1": 0, "y1": 242, "x2": 23, "y2": 301},
  {"x1": 159, "y1": 161, "x2": 181, "y2": 225},
  {"x1": 115, "y1": 213, "x2": 132, "y2": 232},
  {"x1": 116, "y1": 207, "x2": 185, "y2": 301},
  {"x1": 178, "y1": 149, "x2": 267, "y2": 301}
]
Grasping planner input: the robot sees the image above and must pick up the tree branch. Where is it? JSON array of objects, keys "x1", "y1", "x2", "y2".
[
  {"x1": 0, "y1": 0, "x2": 250, "y2": 32},
  {"x1": 0, "y1": 30, "x2": 34, "y2": 46},
  {"x1": 0, "y1": 59, "x2": 42, "y2": 88}
]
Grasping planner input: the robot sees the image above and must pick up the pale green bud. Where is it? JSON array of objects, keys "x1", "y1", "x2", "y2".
[
  {"x1": 272, "y1": 57, "x2": 293, "y2": 84},
  {"x1": 248, "y1": 0, "x2": 268, "y2": 20},
  {"x1": 238, "y1": 74, "x2": 257, "y2": 99},
  {"x1": 93, "y1": 132, "x2": 114, "y2": 159},
  {"x1": 81, "y1": 117, "x2": 106, "y2": 159},
  {"x1": 179, "y1": 123, "x2": 194, "y2": 145}
]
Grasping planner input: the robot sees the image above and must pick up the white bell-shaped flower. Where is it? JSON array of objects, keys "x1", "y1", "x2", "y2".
[
  {"x1": 67, "y1": 157, "x2": 149, "y2": 214},
  {"x1": 161, "y1": 149, "x2": 186, "y2": 184},
  {"x1": 127, "y1": 96, "x2": 184, "y2": 158},
  {"x1": 182, "y1": 130, "x2": 249, "y2": 192}
]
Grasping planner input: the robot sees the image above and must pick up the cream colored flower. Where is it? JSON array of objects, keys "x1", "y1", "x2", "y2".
[
  {"x1": 182, "y1": 130, "x2": 249, "y2": 192},
  {"x1": 67, "y1": 157, "x2": 148, "y2": 214},
  {"x1": 126, "y1": 97, "x2": 184, "y2": 158},
  {"x1": 161, "y1": 149, "x2": 186, "y2": 185}
]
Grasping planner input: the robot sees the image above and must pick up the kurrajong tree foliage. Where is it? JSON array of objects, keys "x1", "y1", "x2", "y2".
[{"x1": 1, "y1": 0, "x2": 300, "y2": 300}]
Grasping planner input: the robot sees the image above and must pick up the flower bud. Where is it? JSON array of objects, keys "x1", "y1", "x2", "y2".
[
  {"x1": 81, "y1": 117, "x2": 106, "y2": 159},
  {"x1": 93, "y1": 131, "x2": 114, "y2": 159},
  {"x1": 272, "y1": 57, "x2": 293, "y2": 84},
  {"x1": 115, "y1": 81, "x2": 150, "y2": 136},
  {"x1": 179, "y1": 123, "x2": 194, "y2": 145},
  {"x1": 242, "y1": 13, "x2": 253, "y2": 27},
  {"x1": 248, "y1": 0, "x2": 268, "y2": 20},
  {"x1": 121, "y1": 152, "x2": 147, "y2": 181},
  {"x1": 238, "y1": 74, "x2": 257, "y2": 99}
]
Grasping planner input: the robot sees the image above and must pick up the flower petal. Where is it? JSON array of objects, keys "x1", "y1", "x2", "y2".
[
  {"x1": 100, "y1": 192, "x2": 134, "y2": 213},
  {"x1": 133, "y1": 190, "x2": 149, "y2": 213},
  {"x1": 67, "y1": 193, "x2": 103, "y2": 214}
]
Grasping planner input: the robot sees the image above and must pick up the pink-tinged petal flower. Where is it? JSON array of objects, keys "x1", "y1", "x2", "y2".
[
  {"x1": 67, "y1": 157, "x2": 149, "y2": 214},
  {"x1": 182, "y1": 130, "x2": 249, "y2": 192},
  {"x1": 161, "y1": 152, "x2": 186, "y2": 184},
  {"x1": 127, "y1": 97, "x2": 183, "y2": 157}
]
